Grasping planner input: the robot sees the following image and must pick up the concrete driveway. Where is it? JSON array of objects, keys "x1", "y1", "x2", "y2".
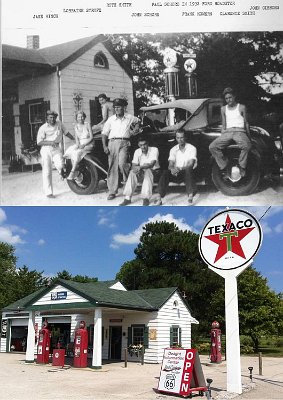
[
  {"x1": 2, "y1": 170, "x2": 283, "y2": 206},
  {"x1": 0, "y1": 353, "x2": 282, "y2": 400}
]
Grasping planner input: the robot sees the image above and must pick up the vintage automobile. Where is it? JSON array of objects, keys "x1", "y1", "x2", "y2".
[{"x1": 66, "y1": 98, "x2": 282, "y2": 196}]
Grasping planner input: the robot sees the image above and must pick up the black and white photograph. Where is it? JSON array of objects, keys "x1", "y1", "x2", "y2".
[{"x1": 1, "y1": 0, "x2": 283, "y2": 206}]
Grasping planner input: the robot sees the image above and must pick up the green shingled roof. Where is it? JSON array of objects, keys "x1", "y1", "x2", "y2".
[{"x1": 2, "y1": 280, "x2": 179, "y2": 313}]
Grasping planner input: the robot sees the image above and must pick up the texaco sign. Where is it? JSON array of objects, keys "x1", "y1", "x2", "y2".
[{"x1": 198, "y1": 209, "x2": 262, "y2": 270}]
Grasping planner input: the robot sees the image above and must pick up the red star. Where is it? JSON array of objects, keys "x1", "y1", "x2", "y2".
[{"x1": 205, "y1": 214, "x2": 255, "y2": 263}]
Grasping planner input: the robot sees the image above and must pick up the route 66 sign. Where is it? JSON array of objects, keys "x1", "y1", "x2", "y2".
[
  {"x1": 184, "y1": 58, "x2": 197, "y2": 73},
  {"x1": 165, "y1": 374, "x2": 176, "y2": 390}
]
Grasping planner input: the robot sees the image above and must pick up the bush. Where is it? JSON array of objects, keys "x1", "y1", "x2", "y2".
[
  {"x1": 240, "y1": 335, "x2": 254, "y2": 354},
  {"x1": 197, "y1": 342, "x2": 211, "y2": 354}
]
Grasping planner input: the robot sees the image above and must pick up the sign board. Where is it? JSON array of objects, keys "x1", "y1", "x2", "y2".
[
  {"x1": 50, "y1": 291, "x2": 68, "y2": 300},
  {"x1": 198, "y1": 209, "x2": 262, "y2": 271},
  {"x1": 158, "y1": 348, "x2": 206, "y2": 396}
]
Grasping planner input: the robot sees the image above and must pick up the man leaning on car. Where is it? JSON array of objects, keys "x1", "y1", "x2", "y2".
[
  {"x1": 156, "y1": 130, "x2": 197, "y2": 205},
  {"x1": 101, "y1": 98, "x2": 140, "y2": 200}
]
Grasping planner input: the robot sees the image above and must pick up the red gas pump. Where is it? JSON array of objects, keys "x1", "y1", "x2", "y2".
[
  {"x1": 73, "y1": 320, "x2": 88, "y2": 368},
  {"x1": 210, "y1": 321, "x2": 222, "y2": 363},
  {"x1": 37, "y1": 321, "x2": 51, "y2": 364}
]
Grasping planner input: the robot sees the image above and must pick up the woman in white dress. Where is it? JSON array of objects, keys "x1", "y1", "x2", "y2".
[{"x1": 64, "y1": 111, "x2": 94, "y2": 180}]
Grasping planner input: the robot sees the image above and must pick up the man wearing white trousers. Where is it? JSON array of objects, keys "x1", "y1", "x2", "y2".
[
  {"x1": 37, "y1": 110, "x2": 73, "y2": 198},
  {"x1": 119, "y1": 136, "x2": 159, "y2": 206}
]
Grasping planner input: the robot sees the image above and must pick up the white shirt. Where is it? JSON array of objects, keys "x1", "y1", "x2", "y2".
[
  {"x1": 225, "y1": 104, "x2": 245, "y2": 129},
  {"x1": 132, "y1": 147, "x2": 160, "y2": 169},
  {"x1": 168, "y1": 143, "x2": 197, "y2": 169},
  {"x1": 37, "y1": 121, "x2": 67, "y2": 144},
  {"x1": 102, "y1": 113, "x2": 139, "y2": 139}
]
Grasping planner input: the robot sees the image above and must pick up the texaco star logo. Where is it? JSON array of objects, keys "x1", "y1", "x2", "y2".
[{"x1": 198, "y1": 209, "x2": 262, "y2": 270}]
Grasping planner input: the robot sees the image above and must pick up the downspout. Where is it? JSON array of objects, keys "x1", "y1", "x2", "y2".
[{"x1": 56, "y1": 65, "x2": 64, "y2": 153}]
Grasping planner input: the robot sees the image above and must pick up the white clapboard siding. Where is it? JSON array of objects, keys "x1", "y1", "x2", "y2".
[
  {"x1": 33, "y1": 284, "x2": 88, "y2": 306},
  {"x1": 19, "y1": 74, "x2": 58, "y2": 110}
]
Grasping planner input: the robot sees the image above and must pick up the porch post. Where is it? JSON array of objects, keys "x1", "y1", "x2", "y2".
[
  {"x1": 26, "y1": 311, "x2": 35, "y2": 363},
  {"x1": 92, "y1": 308, "x2": 102, "y2": 369}
]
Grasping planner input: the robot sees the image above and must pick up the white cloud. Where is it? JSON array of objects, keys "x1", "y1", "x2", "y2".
[
  {"x1": 38, "y1": 239, "x2": 45, "y2": 245},
  {"x1": 0, "y1": 208, "x2": 7, "y2": 224},
  {"x1": 0, "y1": 226, "x2": 25, "y2": 244},
  {"x1": 111, "y1": 213, "x2": 194, "y2": 248},
  {"x1": 274, "y1": 222, "x2": 283, "y2": 234},
  {"x1": 0, "y1": 210, "x2": 27, "y2": 244},
  {"x1": 97, "y1": 209, "x2": 118, "y2": 228}
]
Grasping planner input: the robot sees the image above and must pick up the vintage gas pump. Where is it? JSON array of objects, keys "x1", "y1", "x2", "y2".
[
  {"x1": 210, "y1": 321, "x2": 222, "y2": 363},
  {"x1": 37, "y1": 321, "x2": 51, "y2": 364},
  {"x1": 73, "y1": 320, "x2": 88, "y2": 368}
]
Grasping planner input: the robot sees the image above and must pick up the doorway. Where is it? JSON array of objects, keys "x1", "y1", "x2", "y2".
[{"x1": 109, "y1": 326, "x2": 122, "y2": 360}]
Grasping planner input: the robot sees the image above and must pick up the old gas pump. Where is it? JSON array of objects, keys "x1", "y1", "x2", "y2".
[
  {"x1": 210, "y1": 321, "x2": 222, "y2": 363},
  {"x1": 73, "y1": 320, "x2": 88, "y2": 368},
  {"x1": 37, "y1": 321, "x2": 51, "y2": 364}
]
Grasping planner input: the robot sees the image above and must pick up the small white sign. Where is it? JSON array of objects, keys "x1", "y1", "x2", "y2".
[{"x1": 198, "y1": 209, "x2": 262, "y2": 270}]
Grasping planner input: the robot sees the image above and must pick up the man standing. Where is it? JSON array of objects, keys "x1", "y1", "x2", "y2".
[
  {"x1": 92, "y1": 93, "x2": 113, "y2": 133},
  {"x1": 156, "y1": 130, "x2": 197, "y2": 205},
  {"x1": 102, "y1": 98, "x2": 140, "y2": 200},
  {"x1": 119, "y1": 136, "x2": 159, "y2": 206},
  {"x1": 37, "y1": 110, "x2": 73, "y2": 198},
  {"x1": 209, "y1": 87, "x2": 251, "y2": 178}
]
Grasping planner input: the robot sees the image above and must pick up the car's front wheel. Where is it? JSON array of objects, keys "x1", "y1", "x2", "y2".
[
  {"x1": 66, "y1": 158, "x2": 99, "y2": 195},
  {"x1": 212, "y1": 151, "x2": 261, "y2": 196}
]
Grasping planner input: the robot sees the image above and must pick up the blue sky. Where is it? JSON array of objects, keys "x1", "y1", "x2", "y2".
[{"x1": 0, "y1": 206, "x2": 282, "y2": 294}]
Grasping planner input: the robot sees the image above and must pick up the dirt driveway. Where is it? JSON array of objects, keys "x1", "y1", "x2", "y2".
[
  {"x1": 0, "y1": 353, "x2": 282, "y2": 400},
  {"x1": 1, "y1": 170, "x2": 283, "y2": 206}
]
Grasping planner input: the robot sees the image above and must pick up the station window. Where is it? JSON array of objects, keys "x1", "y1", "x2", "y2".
[
  {"x1": 170, "y1": 325, "x2": 182, "y2": 347},
  {"x1": 94, "y1": 52, "x2": 109, "y2": 69},
  {"x1": 127, "y1": 324, "x2": 149, "y2": 347}
]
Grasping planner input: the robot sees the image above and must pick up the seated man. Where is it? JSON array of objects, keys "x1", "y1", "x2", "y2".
[
  {"x1": 119, "y1": 136, "x2": 159, "y2": 206},
  {"x1": 156, "y1": 130, "x2": 197, "y2": 205},
  {"x1": 209, "y1": 87, "x2": 251, "y2": 178}
]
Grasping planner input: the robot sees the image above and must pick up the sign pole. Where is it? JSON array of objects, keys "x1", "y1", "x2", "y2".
[
  {"x1": 199, "y1": 209, "x2": 262, "y2": 395},
  {"x1": 210, "y1": 261, "x2": 252, "y2": 394}
]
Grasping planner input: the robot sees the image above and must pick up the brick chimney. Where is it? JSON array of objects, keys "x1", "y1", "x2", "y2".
[{"x1": 27, "y1": 35, "x2": 40, "y2": 49}]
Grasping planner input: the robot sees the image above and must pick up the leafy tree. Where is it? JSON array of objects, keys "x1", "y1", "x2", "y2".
[
  {"x1": 210, "y1": 266, "x2": 283, "y2": 351},
  {"x1": 51, "y1": 269, "x2": 98, "y2": 283},
  {"x1": 116, "y1": 221, "x2": 224, "y2": 335},
  {"x1": 0, "y1": 242, "x2": 49, "y2": 310},
  {"x1": 116, "y1": 222, "x2": 283, "y2": 345},
  {"x1": 0, "y1": 242, "x2": 18, "y2": 311},
  {"x1": 111, "y1": 31, "x2": 283, "y2": 121}
]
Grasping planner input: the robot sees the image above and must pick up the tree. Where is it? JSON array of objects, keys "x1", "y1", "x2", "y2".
[
  {"x1": 0, "y1": 242, "x2": 49, "y2": 311},
  {"x1": 116, "y1": 221, "x2": 224, "y2": 335},
  {"x1": 111, "y1": 31, "x2": 283, "y2": 121},
  {"x1": 51, "y1": 269, "x2": 98, "y2": 283},
  {"x1": 0, "y1": 242, "x2": 18, "y2": 311},
  {"x1": 116, "y1": 222, "x2": 283, "y2": 344}
]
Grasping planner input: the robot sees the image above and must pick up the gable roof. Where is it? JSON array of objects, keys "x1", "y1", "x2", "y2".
[
  {"x1": 2, "y1": 280, "x2": 180, "y2": 313},
  {"x1": 2, "y1": 35, "x2": 132, "y2": 81}
]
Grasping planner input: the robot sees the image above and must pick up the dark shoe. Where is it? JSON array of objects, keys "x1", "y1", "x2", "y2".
[
  {"x1": 107, "y1": 194, "x2": 116, "y2": 200},
  {"x1": 188, "y1": 194, "x2": 193, "y2": 205},
  {"x1": 143, "y1": 198, "x2": 150, "y2": 206},
  {"x1": 119, "y1": 199, "x2": 131, "y2": 206},
  {"x1": 46, "y1": 194, "x2": 55, "y2": 199},
  {"x1": 239, "y1": 167, "x2": 246, "y2": 177}
]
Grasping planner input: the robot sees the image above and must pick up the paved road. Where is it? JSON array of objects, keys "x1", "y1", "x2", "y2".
[
  {"x1": 2, "y1": 170, "x2": 283, "y2": 206},
  {"x1": 0, "y1": 353, "x2": 282, "y2": 400}
]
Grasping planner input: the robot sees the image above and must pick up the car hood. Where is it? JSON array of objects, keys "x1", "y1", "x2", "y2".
[{"x1": 140, "y1": 98, "x2": 211, "y2": 114}]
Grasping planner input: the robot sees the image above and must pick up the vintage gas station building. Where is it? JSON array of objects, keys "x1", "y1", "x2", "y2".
[{"x1": 1, "y1": 279, "x2": 198, "y2": 367}]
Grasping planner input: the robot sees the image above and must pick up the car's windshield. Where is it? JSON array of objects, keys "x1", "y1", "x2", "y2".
[{"x1": 142, "y1": 108, "x2": 191, "y2": 131}]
